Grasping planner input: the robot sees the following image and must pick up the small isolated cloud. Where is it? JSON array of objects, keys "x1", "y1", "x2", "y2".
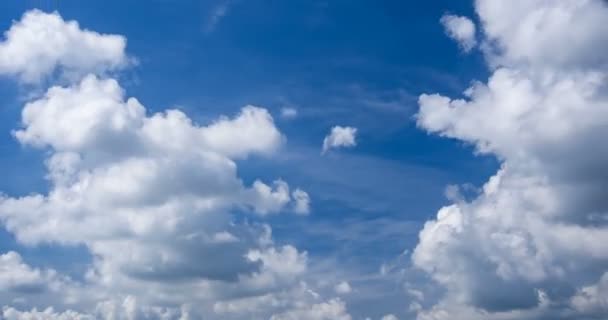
[
  {"x1": 440, "y1": 14, "x2": 476, "y2": 52},
  {"x1": 381, "y1": 314, "x2": 398, "y2": 320},
  {"x1": 322, "y1": 126, "x2": 357, "y2": 154},
  {"x1": 334, "y1": 281, "x2": 352, "y2": 294},
  {"x1": 280, "y1": 107, "x2": 298, "y2": 119}
]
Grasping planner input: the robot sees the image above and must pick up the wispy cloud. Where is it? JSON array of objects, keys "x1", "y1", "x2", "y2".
[{"x1": 204, "y1": 0, "x2": 232, "y2": 34}]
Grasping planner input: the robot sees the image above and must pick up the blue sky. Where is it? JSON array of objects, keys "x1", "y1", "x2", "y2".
[{"x1": 1, "y1": 1, "x2": 607, "y2": 320}]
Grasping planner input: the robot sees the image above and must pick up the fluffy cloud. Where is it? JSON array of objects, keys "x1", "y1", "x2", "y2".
[
  {"x1": 413, "y1": 0, "x2": 608, "y2": 319},
  {"x1": 0, "y1": 9, "x2": 316, "y2": 319},
  {"x1": 291, "y1": 189, "x2": 311, "y2": 215},
  {"x1": 440, "y1": 14, "x2": 476, "y2": 52},
  {"x1": 0, "y1": 252, "x2": 58, "y2": 294},
  {"x1": 321, "y1": 126, "x2": 357, "y2": 154},
  {"x1": 0, "y1": 10, "x2": 129, "y2": 83},
  {"x1": 477, "y1": 0, "x2": 608, "y2": 69}
]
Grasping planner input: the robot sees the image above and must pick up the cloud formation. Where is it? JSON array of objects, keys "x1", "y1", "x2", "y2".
[
  {"x1": 321, "y1": 126, "x2": 357, "y2": 154},
  {"x1": 440, "y1": 14, "x2": 476, "y2": 52},
  {"x1": 0, "y1": 10, "x2": 327, "y2": 319},
  {"x1": 0, "y1": 10, "x2": 129, "y2": 83},
  {"x1": 413, "y1": 0, "x2": 608, "y2": 319}
]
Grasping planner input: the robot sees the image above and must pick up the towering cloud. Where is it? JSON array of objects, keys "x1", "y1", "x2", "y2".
[{"x1": 413, "y1": 0, "x2": 608, "y2": 319}]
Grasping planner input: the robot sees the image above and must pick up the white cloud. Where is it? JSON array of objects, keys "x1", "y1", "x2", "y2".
[
  {"x1": 291, "y1": 189, "x2": 311, "y2": 215},
  {"x1": 0, "y1": 10, "x2": 316, "y2": 318},
  {"x1": 321, "y1": 126, "x2": 357, "y2": 154},
  {"x1": 0, "y1": 74, "x2": 310, "y2": 306},
  {"x1": 413, "y1": 0, "x2": 608, "y2": 319},
  {"x1": 0, "y1": 10, "x2": 129, "y2": 83},
  {"x1": 440, "y1": 14, "x2": 476, "y2": 52},
  {"x1": 477, "y1": 0, "x2": 608, "y2": 69},
  {"x1": 334, "y1": 281, "x2": 352, "y2": 294},
  {"x1": 0, "y1": 252, "x2": 51, "y2": 293},
  {"x1": 381, "y1": 315, "x2": 398, "y2": 320}
]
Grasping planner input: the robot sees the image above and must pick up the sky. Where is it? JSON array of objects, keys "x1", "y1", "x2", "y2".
[{"x1": 0, "y1": 0, "x2": 607, "y2": 320}]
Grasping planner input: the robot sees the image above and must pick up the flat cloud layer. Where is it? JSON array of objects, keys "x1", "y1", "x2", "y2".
[{"x1": 413, "y1": 0, "x2": 608, "y2": 319}]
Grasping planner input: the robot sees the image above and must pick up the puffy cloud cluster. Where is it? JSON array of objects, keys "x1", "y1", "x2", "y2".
[
  {"x1": 0, "y1": 10, "x2": 129, "y2": 83},
  {"x1": 413, "y1": 0, "x2": 608, "y2": 319},
  {"x1": 321, "y1": 126, "x2": 357, "y2": 154},
  {"x1": 0, "y1": 251, "x2": 63, "y2": 295},
  {"x1": 440, "y1": 14, "x2": 476, "y2": 52},
  {"x1": 0, "y1": 10, "x2": 321, "y2": 319}
]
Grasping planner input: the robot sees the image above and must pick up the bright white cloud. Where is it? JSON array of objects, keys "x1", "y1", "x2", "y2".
[
  {"x1": 381, "y1": 314, "x2": 398, "y2": 320},
  {"x1": 0, "y1": 10, "x2": 129, "y2": 83},
  {"x1": 321, "y1": 126, "x2": 357, "y2": 154},
  {"x1": 440, "y1": 14, "x2": 476, "y2": 52},
  {"x1": 477, "y1": 0, "x2": 608, "y2": 69},
  {"x1": 413, "y1": 0, "x2": 608, "y2": 319}
]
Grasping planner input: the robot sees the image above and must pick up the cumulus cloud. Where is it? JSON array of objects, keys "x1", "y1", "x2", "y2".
[
  {"x1": 0, "y1": 10, "x2": 129, "y2": 83},
  {"x1": 412, "y1": 0, "x2": 608, "y2": 319},
  {"x1": 291, "y1": 189, "x2": 311, "y2": 215},
  {"x1": 440, "y1": 14, "x2": 476, "y2": 52},
  {"x1": 321, "y1": 126, "x2": 357, "y2": 154},
  {"x1": 0, "y1": 9, "x2": 316, "y2": 319},
  {"x1": 0, "y1": 252, "x2": 56, "y2": 294}
]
